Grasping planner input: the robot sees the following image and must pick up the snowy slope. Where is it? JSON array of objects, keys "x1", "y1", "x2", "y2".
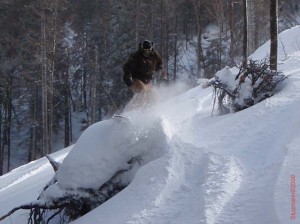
[
  {"x1": 0, "y1": 147, "x2": 71, "y2": 223},
  {"x1": 1, "y1": 26, "x2": 300, "y2": 224}
]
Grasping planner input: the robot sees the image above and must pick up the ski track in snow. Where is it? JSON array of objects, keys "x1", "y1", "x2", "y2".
[
  {"x1": 275, "y1": 132, "x2": 300, "y2": 224},
  {"x1": 139, "y1": 68, "x2": 300, "y2": 224},
  {"x1": 202, "y1": 154, "x2": 242, "y2": 224},
  {"x1": 126, "y1": 138, "x2": 208, "y2": 224},
  {"x1": 200, "y1": 66, "x2": 300, "y2": 224}
]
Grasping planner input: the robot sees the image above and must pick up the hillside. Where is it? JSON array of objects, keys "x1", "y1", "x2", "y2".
[{"x1": 1, "y1": 26, "x2": 300, "y2": 224}]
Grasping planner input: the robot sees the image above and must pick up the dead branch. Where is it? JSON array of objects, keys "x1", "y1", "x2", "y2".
[
  {"x1": 45, "y1": 155, "x2": 61, "y2": 172},
  {"x1": 0, "y1": 202, "x2": 67, "y2": 222},
  {"x1": 211, "y1": 59, "x2": 288, "y2": 113}
]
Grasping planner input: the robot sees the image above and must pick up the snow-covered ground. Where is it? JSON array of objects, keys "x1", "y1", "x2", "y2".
[{"x1": 1, "y1": 26, "x2": 300, "y2": 224}]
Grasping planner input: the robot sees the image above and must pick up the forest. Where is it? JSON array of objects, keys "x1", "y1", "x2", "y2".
[{"x1": 0, "y1": 0, "x2": 299, "y2": 175}]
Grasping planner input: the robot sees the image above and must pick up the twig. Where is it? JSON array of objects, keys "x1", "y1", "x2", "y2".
[
  {"x1": 0, "y1": 202, "x2": 67, "y2": 222},
  {"x1": 211, "y1": 87, "x2": 217, "y2": 117},
  {"x1": 45, "y1": 155, "x2": 60, "y2": 172},
  {"x1": 46, "y1": 208, "x2": 64, "y2": 224}
]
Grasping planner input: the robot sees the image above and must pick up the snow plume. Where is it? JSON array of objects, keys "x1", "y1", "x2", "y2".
[
  {"x1": 152, "y1": 81, "x2": 193, "y2": 103},
  {"x1": 122, "y1": 81, "x2": 194, "y2": 140}
]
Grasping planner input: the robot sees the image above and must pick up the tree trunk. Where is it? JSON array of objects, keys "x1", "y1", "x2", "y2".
[
  {"x1": 69, "y1": 106, "x2": 73, "y2": 143},
  {"x1": 2, "y1": 105, "x2": 7, "y2": 171},
  {"x1": 90, "y1": 45, "x2": 98, "y2": 124},
  {"x1": 82, "y1": 67, "x2": 87, "y2": 112},
  {"x1": 174, "y1": 33, "x2": 178, "y2": 82},
  {"x1": 248, "y1": 0, "x2": 255, "y2": 54},
  {"x1": 228, "y1": 0, "x2": 235, "y2": 66},
  {"x1": 81, "y1": 31, "x2": 88, "y2": 124},
  {"x1": 148, "y1": 0, "x2": 154, "y2": 40},
  {"x1": 243, "y1": 0, "x2": 248, "y2": 68},
  {"x1": 135, "y1": 0, "x2": 140, "y2": 45},
  {"x1": 160, "y1": 0, "x2": 169, "y2": 77},
  {"x1": 270, "y1": 0, "x2": 278, "y2": 71},
  {"x1": 253, "y1": 0, "x2": 260, "y2": 51},
  {"x1": 47, "y1": 0, "x2": 58, "y2": 154},
  {"x1": 160, "y1": 0, "x2": 164, "y2": 55},
  {"x1": 194, "y1": 0, "x2": 204, "y2": 78},
  {"x1": 218, "y1": 21, "x2": 223, "y2": 70},
  {"x1": 34, "y1": 85, "x2": 38, "y2": 159},
  {"x1": 0, "y1": 106, "x2": 3, "y2": 175},
  {"x1": 28, "y1": 127, "x2": 33, "y2": 162},
  {"x1": 6, "y1": 74, "x2": 12, "y2": 172},
  {"x1": 184, "y1": 0, "x2": 191, "y2": 50},
  {"x1": 173, "y1": 11, "x2": 178, "y2": 81},
  {"x1": 41, "y1": 1, "x2": 50, "y2": 156},
  {"x1": 64, "y1": 71, "x2": 70, "y2": 147},
  {"x1": 29, "y1": 83, "x2": 39, "y2": 161}
]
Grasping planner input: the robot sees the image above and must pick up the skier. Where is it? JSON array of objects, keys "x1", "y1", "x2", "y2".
[{"x1": 123, "y1": 40, "x2": 167, "y2": 97}]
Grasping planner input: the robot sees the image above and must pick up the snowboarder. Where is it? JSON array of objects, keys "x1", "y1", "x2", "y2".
[{"x1": 123, "y1": 40, "x2": 167, "y2": 95}]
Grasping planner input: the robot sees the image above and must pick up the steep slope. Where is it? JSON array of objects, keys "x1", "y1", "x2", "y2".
[
  {"x1": 0, "y1": 148, "x2": 71, "y2": 224},
  {"x1": 0, "y1": 26, "x2": 300, "y2": 224},
  {"x1": 71, "y1": 26, "x2": 300, "y2": 224},
  {"x1": 70, "y1": 66, "x2": 300, "y2": 224}
]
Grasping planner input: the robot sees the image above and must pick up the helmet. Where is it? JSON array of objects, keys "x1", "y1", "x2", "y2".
[
  {"x1": 141, "y1": 40, "x2": 153, "y2": 50},
  {"x1": 140, "y1": 40, "x2": 153, "y2": 57}
]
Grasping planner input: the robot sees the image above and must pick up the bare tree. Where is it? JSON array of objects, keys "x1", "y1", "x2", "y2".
[
  {"x1": 40, "y1": 0, "x2": 50, "y2": 155},
  {"x1": 209, "y1": 0, "x2": 226, "y2": 70},
  {"x1": 0, "y1": 105, "x2": 2, "y2": 175},
  {"x1": 270, "y1": 0, "x2": 278, "y2": 71},
  {"x1": 192, "y1": 0, "x2": 204, "y2": 78},
  {"x1": 228, "y1": 0, "x2": 236, "y2": 65},
  {"x1": 243, "y1": 0, "x2": 248, "y2": 68}
]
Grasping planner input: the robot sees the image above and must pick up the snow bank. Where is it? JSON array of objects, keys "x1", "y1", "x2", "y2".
[
  {"x1": 56, "y1": 119, "x2": 135, "y2": 190},
  {"x1": 55, "y1": 115, "x2": 169, "y2": 192}
]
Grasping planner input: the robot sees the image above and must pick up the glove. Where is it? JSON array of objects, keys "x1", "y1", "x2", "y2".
[{"x1": 124, "y1": 77, "x2": 133, "y2": 87}]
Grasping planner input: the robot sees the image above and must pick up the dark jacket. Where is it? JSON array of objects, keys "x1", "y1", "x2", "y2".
[{"x1": 123, "y1": 49, "x2": 163, "y2": 86}]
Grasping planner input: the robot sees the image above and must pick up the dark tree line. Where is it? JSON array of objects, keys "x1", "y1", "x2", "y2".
[{"x1": 0, "y1": 0, "x2": 298, "y2": 174}]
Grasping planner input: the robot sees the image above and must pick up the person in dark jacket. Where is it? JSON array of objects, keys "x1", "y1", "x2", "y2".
[{"x1": 123, "y1": 40, "x2": 166, "y2": 94}]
